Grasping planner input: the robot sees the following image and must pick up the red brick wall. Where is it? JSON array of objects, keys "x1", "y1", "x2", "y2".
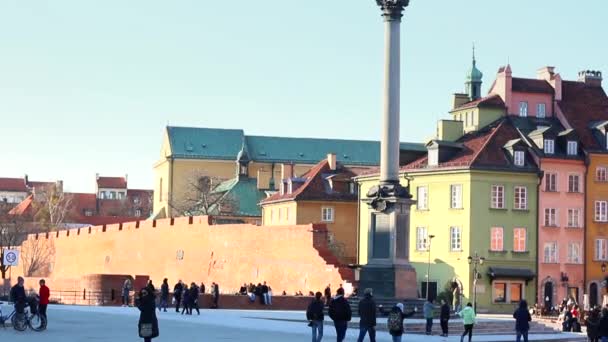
[{"x1": 14, "y1": 216, "x2": 352, "y2": 298}]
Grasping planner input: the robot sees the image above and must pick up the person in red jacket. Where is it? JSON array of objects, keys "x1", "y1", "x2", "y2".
[{"x1": 39, "y1": 279, "x2": 50, "y2": 326}]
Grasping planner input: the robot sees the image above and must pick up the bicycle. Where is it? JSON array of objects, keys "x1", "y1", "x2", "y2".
[{"x1": 0, "y1": 300, "x2": 46, "y2": 331}]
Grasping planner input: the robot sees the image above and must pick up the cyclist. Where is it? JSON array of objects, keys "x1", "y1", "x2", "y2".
[{"x1": 10, "y1": 277, "x2": 26, "y2": 316}]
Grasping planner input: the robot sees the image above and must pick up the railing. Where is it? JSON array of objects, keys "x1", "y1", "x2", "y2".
[{"x1": 49, "y1": 289, "x2": 117, "y2": 306}]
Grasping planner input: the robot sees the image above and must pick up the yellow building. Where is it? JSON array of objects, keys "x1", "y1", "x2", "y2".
[
  {"x1": 260, "y1": 154, "x2": 363, "y2": 263},
  {"x1": 152, "y1": 126, "x2": 425, "y2": 218}
]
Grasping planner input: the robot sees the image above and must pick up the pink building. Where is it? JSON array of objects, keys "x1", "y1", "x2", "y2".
[{"x1": 490, "y1": 66, "x2": 585, "y2": 308}]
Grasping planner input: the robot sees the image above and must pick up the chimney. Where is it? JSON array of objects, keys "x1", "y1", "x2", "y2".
[
  {"x1": 256, "y1": 169, "x2": 270, "y2": 190},
  {"x1": 578, "y1": 70, "x2": 603, "y2": 87},
  {"x1": 281, "y1": 163, "x2": 293, "y2": 181},
  {"x1": 536, "y1": 66, "x2": 555, "y2": 80},
  {"x1": 125, "y1": 174, "x2": 128, "y2": 185},
  {"x1": 451, "y1": 93, "x2": 470, "y2": 110},
  {"x1": 494, "y1": 65, "x2": 513, "y2": 112},
  {"x1": 24, "y1": 174, "x2": 29, "y2": 185},
  {"x1": 327, "y1": 153, "x2": 337, "y2": 170},
  {"x1": 437, "y1": 120, "x2": 464, "y2": 142},
  {"x1": 55, "y1": 180, "x2": 63, "y2": 193},
  {"x1": 96, "y1": 173, "x2": 100, "y2": 180}
]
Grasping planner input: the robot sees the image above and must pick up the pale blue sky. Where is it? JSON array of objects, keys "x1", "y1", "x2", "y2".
[{"x1": 0, "y1": 0, "x2": 605, "y2": 192}]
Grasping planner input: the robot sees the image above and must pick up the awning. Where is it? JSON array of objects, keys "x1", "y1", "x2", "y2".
[{"x1": 488, "y1": 267, "x2": 535, "y2": 281}]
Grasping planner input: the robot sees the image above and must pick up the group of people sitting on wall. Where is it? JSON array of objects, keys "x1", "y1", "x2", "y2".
[
  {"x1": 121, "y1": 278, "x2": 220, "y2": 313},
  {"x1": 238, "y1": 281, "x2": 272, "y2": 305}
]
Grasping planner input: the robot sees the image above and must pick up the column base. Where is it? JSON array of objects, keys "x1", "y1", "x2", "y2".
[{"x1": 359, "y1": 264, "x2": 418, "y2": 299}]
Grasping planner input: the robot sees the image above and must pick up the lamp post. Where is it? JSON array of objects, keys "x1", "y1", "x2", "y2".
[
  {"x1": 425, "y1": 234, "x2": 436, "y2": 301},
  {"x1": 468, "y1": 252, "x2": 485, "y2": 312},
  {"x1": 602, "y1": 263, "x2": 606, "y2": 273}
]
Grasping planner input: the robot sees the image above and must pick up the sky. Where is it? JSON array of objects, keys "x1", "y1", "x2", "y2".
[{"x1": 0, "y1": 0, "x2": 606, "y2": 192}]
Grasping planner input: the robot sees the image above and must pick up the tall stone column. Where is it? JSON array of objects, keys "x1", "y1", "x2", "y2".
[{"x1": 359, "y1": 0, "x2": 417, "y2": 299}]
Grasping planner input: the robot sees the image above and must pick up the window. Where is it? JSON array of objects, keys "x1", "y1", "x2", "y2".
[
  {"x1": 544, "y1": 139, "x2": 555, "y2": 154},
  {"x1": 567, "y1": 141, "x2": 578, "y2": 156},
  {"x1": 450, "y1": 184, "x2": 462, "y2": 209},
  {"x1": 135, "y1": 209, "x2": 142, "y2": 217},
  {"x1": 416, "y1": 227, "x2": 428, "y2": 251},
  {"x1": 545, "y1": 173, "x2": 557, "y2": 192},
  {"x1": 568, "y1": 174, "x2": 580, "y2": 193},
  {"x1": 450, "y1": 226, "x2": 462, "y2": 251},
  {"x1": 270, "y1": 208, "x2": 274, "y2": 223},
  {"x1": 597, "y1": 167, "x2": 608, "y2": 182},
  {"x1": 491, "y1": 185, "x2": 505, "y2": 209},
  {"x1": 567, "y1": 242, "x2": 582, "y2": 264},
  {"x1": 349, "y1": 182, "x2": 357, "y2": 195},
  {"x1": 84, "y1": 209, "x2": 93, "y2": 217},
  {"x1": 519, "y1": 102, "x2": 528, "y2": 117},
  {"x1": 493, "y1": 282, "x2": 506, "y2": 303},
  {"x1": 278, "y1": 207, "x2": 282, "y2": 221},
  {"x1": 544, "y1": 208, "x2": 557, "y2": 227},
  {"x1": 595, "y1": 239, "x2": 608, "y2": 261},
  {"x1": 537, "y1": 103, "x2": 546, "y2": 118},
  {"x1": 544, "y1": 242, "x2": 558, "y2": 263},
  {"x1": 595, "y1": 201, "x2": 608, "y2": 222},
  {"x1": 133, "y1": 196, "x2": 141, "y2": 204},
  {"x1": 321, "y1": 207, "x2": 334, "y2": 222},
  {"x1": 428, "y1": 149, "x2": 438, "y2": 166},
  {"x1": 159, "y1": 178, "x2": 163, "y2": 202},
  {"x1": 514, "y1": 151, "x2": 525, "y2": 167},
  {"x1": 490, "y1": 227, "x2": 504, "y2": 251},
  {"x1": 417, "y1": 186, "x2": 428, "y2": 210},
  {"x1": 514, "y1": 186, "x2": 527, "y2": 210},
  {"x1": 513, "y1": 228, "x2": 527, "y2": 252},
  {"x1": 493, "y1": 281, "x2": 524, "y2": 303},
  {"x1": 109, "y1": 191, "x2": 116, "y2": 199},
  {"x1": 118, "y1": 192, "x2": 125, "y2": 200},
  {"x1": 286, "y1": 207, "x2": 290, "y2": 221},
  {"x1": 288, "y1": 182, "x2": 293, "y2": 194},
  {"x1": 567, "y1": 209, "x2": 581, "y2": 228}
]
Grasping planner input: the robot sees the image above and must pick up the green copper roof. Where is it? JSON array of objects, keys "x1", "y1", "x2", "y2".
[
  {"x1": 209, "y1": 177, "x2": 265, "y2": 217},
  {"x1": 166, "y1": 126, "x2": 425, "y2": 166},
  {"x1": 466, "y1": 60, "x2": 483, "y2": 82}
]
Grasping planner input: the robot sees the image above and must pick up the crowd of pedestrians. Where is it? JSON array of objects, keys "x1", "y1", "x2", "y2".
[{"x1": 239, "y1": 281, "x2": 273, "y2": 305}]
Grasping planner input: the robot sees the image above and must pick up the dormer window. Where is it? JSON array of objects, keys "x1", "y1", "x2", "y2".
[
  {"x1": 514, "y1": 151, "x2": 525, "y2": 167},
  {"x1": 288, "y1": 181, "x2": 293, "y2": 194},
  {"x1": 519, "y1": 102, "x2": 528, "y2": 117},
  {"x1": 349, "y1": 182, "x2": 357, "y2": 195},
  {"x1": 537, "y1": 103, "x2": 546, "y2": 118},
  {"x1": 428, "y1": 149, "x2": 439, "y2": 166},
  {"x1": 544, "y1": 139, "x2": 555, "y2": 154},
  {"x1": 567, "y1": 141, "x2": 578, "y2": 156}
]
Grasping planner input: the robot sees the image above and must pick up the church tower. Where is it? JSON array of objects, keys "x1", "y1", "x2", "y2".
[{"x1": 465, "y1": 46, "x2": 483, "y2": 100}]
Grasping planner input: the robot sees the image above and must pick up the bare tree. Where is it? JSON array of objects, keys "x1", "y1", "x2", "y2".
[
  {"x1": 169, "y1": 171, "x2": 238, "y2": 217},
  {"x1": 32, "y1": 184, "x2": 73, "y2": 231},
  {"x1": 0, "y1": 205, "x2": 29, "y2": 279},
  {"x1": 20, "y1": 236, "x2": 55, "y2": 277}
]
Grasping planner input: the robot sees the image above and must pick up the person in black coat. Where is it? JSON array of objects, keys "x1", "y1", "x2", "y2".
[
  {"x1": 189, "y1": 283, "x2": 200, "y2": 315},
  {"x1": 329, "y1": 287, "x2": 351, "y2": 342},
  {"x1": 440, "y1": 299, "x2": 450, "y2": 337},
  {"x1": 599, "y1": 308, "x2": 608, "y2": 341},
  {"x1": 387, "y1": 303, "x2": 416, "y2": 341},
  {"x1": 173, "y1": 280, "x2": 183, "y2": 313},
  {"x1": 586, "y1": 308, "x2": 601, "y2": 342},
  {"x1": 513, "y1": 300, "x2": 532, "y2": 342},
  {"x1": 10, "y1": 277, "x2": 27, "y2": 315},
  {"x1": 159, "y1": 278, "x2": 169, "y2": 312},
  {"x1": 357, "y1": 288, "x2": 377, "y2": 342},
  {"x1": 324, "y1": 284, "x2": 332, "y2": 307},
  {"x1": 200, "y1": 282, "x2": 206, "y2": 294},
  {"x1": 306, "y1": 292, "x2": 325, "y2": 342},
  {"x1": 211, "y1": 282, "x2": 220, "y2": 308},
  {"x1": 136, "y1": 287, "x2": 159, "y2": 342},
  {"x1": 181, "y1": 284, "x2": 191, "y2": 315}
]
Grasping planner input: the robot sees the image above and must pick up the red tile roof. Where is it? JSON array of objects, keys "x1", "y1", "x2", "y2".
[
  {"x1": 97, "y1": 177, "x2": 127, "y2": 189},
  {"x1": 0, "y1": 178, "x2": 27, "y2": 192},
  {"x1": 261, "y1": 160, "x2": 358, "y2": 204},
  {"x1": 452, "y1": 94, "x2": 505, "y2": 111},
  {"x1": 512, "y1": 78, "x2": 554, "y2": 94},
  {"x1": 558, "y1": 81, "x2": 608, "y2": 150},
  {"x1": 8, "y1": 195, "x2": 34, "y2": 216},
  {"x1": 400, "y1": 118, "x2": 531, "y2": 172}
]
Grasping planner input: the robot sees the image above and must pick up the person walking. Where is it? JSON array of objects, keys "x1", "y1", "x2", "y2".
[
  {"x1": 211, "y1": 282, "x2": 220, "y2": 308},
  {"x1": 306, "y1": 291, "x2": 325, "y2": 342},
  {"x1": 513, "y1": 300, "x2": 532, "y2": 342},
  {"x1": 181, "y1": 284, "x2": 191, "y2": 315},
  {"x1": 122, "y1": 278, "x2": 132, "y2": 307},
  {"x1": 387, "y1": 303, "x2": 416, "y2": 342},
  {"x1": 190, "y1": 282, "x2": 200, "y2": 315},
  {"x1": 328, "y1": 287, "x2": 351, "y2": 342},
  {"x1": 38, "y1": 279, "x2": 50, "y2": 327},
  {"x1": 423, "y1": 299, "x2": 434, "y2": 335},
  {"x1": 173, "y1": 280, "x2": 183, "y2": 313},
  {"x1": 586, "y1": 308, "x2": 601, "y2": 342},
  {"x1": 599, "y1": 308, "x2": 608, "y2": 342},
  {"x1": 357, "y1": 288, "x2": 377, "y2": 342},
  {"x1": 159, "y1": 278, "x2": 169, "y2": 312},
  {"x1": 324, "y1": 284, "x2": 332, "y2": 306},
  {"x1": 457, "y1": 302, "x2": 476, "y2": 342},
  {"x1": 136, "y1": 287, "x2": 159, "y2": 342},
  {"x1": 440, "y1": 299, "x2": 450, "y2": 337}
]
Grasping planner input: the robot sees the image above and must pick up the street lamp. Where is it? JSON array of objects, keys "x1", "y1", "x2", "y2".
[
  {"x1": 426, "y1": 234, "x2": 436, "y2": 301},
  {"x1": 467, "y1": 252, "x2": 485, "y2": 312},
  {"x1": 602, "y1": 263, "x2": 606, "y2": 273}
]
